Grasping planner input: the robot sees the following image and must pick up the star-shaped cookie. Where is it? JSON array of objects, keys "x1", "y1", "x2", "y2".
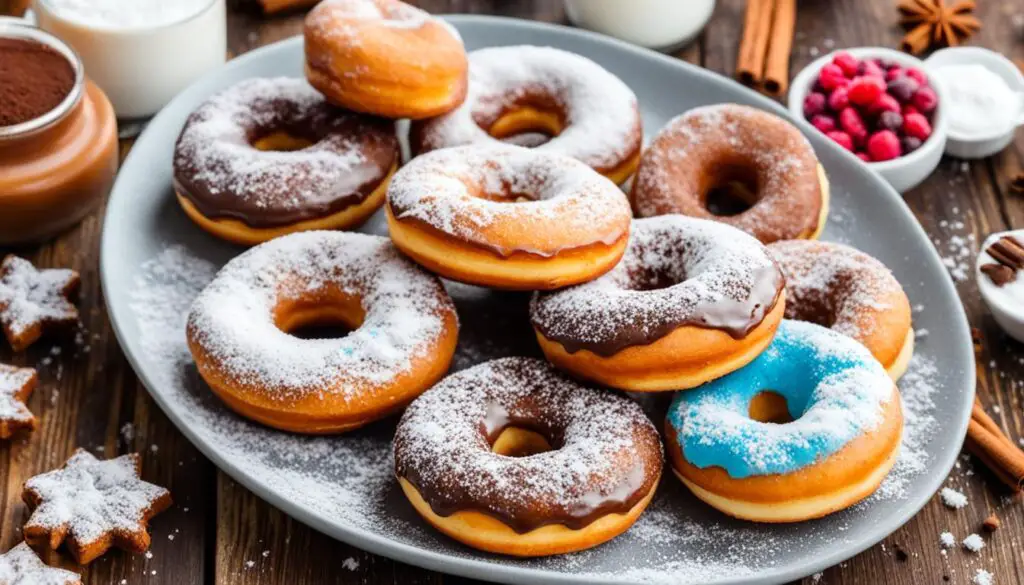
[
  {"x1": 21, "y1": 450, "x2": 172, "y2": 564},
  {"x1": 0, "y1": 543, "x2": 80, "y2": 585},
  {"x1": 0, "y1": 256, "x2": 80, "y2": 352},
  {"x1": 0, "y1": 364, "x2": 37, "y2": 439}
]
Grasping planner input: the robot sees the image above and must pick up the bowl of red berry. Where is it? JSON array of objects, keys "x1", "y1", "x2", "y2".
[{"x1": 789, "y1": 47, "x2": 948, "y2": 193}]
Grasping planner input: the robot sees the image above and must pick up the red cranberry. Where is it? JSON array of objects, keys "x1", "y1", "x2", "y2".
[
  {"x1": 900, "y1": 136, "x2": 923, "y2": 153},
  {"x1": 903, "y1": 112, "x2": 932, "y2": 140},
  {"x1": 869, "y1": 93, "x2": 901, "y2": 114},
  {"x1": 819, "y1": 70, "x2": 850, "y2": 91},
  {"x1": 912, "y1": 86, "x2": 938, "y2": 113},
  {"x1": 867, "y1": 130, "x2": 902, "y2": 161},
  {"x1": 856, "y1": 152, "x2": 871, "y2": 162},
  {"x1": 839, "y1": 107, "x2": 868, "y2": 143},
  {"x1": 848, "y1": 76, "x2": 885, "y2": 106},
  {"x1": 803, "y1": 92, "x2": 827, "y2": 118},
  {"x1": 827, "y1": 86, "x2": 850, "y2": 111},
  {"x1": 905, "y1": 67, "x2": 929, "y2": 86},
  {"x1": 811, "y1": 114, "x2": 837, "y2": 133},
  {"x1": 827, "y1": 130, "x2": 855, "y2": 151},
  {"x1": 887, "y1": 76, "x2": 919, "y2": 103},
  {"x1": 902, "y1": 104, "x2": 920, "y2": 117},
  {"x1": 833, "y1": 52, "x2": 860, "y2": 77},
  {"x1": 859, "y1": 60, "x2": 886, "y2": 79},
  {"x1": 885, "y1": 66, "x2": 904, "y2": 81},
  {"x1": 878, "y1": 110, "x2": 904, "y2": 132}
]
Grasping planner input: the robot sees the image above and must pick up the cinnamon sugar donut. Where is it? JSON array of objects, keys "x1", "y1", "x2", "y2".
[
  {"x1": 530, "y1": 215, "x2": 785, "y2": 391},
  {"x1": 186, "y1": 231, "x2": 458, "y2": 434},
  {"x1": 665, "y1": 320, "x2": 903, "y2": 523},
  {"x1": 386, "y1": 145, "x2": 632, "y2": 290},
  {"x1": 411, "y1": 46, "x2": 643, "y2": 185},
  {"x1": 173, "y1": 78, "x2": 399, "y2": 246},
  {"x1": 304, "y1": 0, "x2": 467, "y2": 119},
  {"x1": 768, "y1": 240, "x2": 913, "y2": 380},
  {"x1": 393, "y1": 357, "x2": 663, "y2": 556},
  {"x1": 631, "y1": 104, "x2": 829, "y2": 244}
]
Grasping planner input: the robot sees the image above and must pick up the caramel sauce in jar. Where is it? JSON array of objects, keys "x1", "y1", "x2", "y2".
[{"x1": 0, "y1": 24, "x2": 118, "y2": 245}]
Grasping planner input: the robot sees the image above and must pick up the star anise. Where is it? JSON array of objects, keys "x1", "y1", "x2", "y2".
[{"x1": 898, "y1": 0, "x2": 981, "y2": 55}]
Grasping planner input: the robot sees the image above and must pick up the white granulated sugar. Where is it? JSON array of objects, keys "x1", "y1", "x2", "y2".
[
  {"x1": 531, "y1": 215, "x2": 780, "y2": 350},
  {"x1": 388, "y1": 144, "x2": 630, "y2": 255},
  {"x1": 415, "y1": 45, "x2": 639, "y2": 169},
  {"x1": 962, "y1": 533, "x2": 985, "y2": 552},
  {"x1": 186, "y1": 232, "x2": 454, "y2": 398},
  {"x1": 940, "y1": 531, "x2": 956, "y2": 548},
  {"x1": 940, "y1": 487, "x2": 968, "y2": 509},
  {"x1": 0, "y1": 542, "x2": 80, "y2": 585},
  {"x1": 973, "y1": 569, "x2": 994, "y2": 585},
  {"x1": 46, "y1": 0, "x2": 211, "y2": 28},
  {"x1": 341, "y1": 557, "x2": 359, "y2": 571}
]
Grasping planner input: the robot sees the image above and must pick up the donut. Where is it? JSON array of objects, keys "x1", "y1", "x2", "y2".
[
  {"x1": 665, "y1": 320, "x2": 903, "y2": 523},
  {"x1": 186, "y1": 231, "x2": 458, "y2": 434},
  {"x1": 386, "y1": 144, "x2": 632, "y2": 290},
  {"x1": 530, "y1": 215, "x2": 785, "y2": 391},
  {"x1": 631, "y1": 104, "x2": 829, "y2": 244},
  {"x1": 410, "y1": 45, "x2": 643, "y2": 185},
  {"x1": 768, "y1": 240, "x2": 913, "y2": 380},
  {"x1": 393, "y1": 357, "x2": 663, "y2": 556},
  {"x1": 173, "y1": 77, "x2": 399, "y2": 246},
  {"x1": 304, "y1": 0, "x2": 467, "y2": 119}
]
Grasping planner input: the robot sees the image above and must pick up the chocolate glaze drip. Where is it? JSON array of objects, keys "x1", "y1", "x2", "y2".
[
  {"x1": 393, "y1": 358, "x2": 663, "y2": 534},
  {"x1": 173, "y1": 84, "x2": 398, "y2": 228}
]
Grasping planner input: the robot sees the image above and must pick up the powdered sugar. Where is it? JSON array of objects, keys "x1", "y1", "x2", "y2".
[
  {"x1": 0, "y1": 256, "x2": 79, "y2": 349},
  {"x1": 973, "y1": 569, "x2": 994, "y2": 585},
  {"x1": 306, "y1": 0, "x2": 430, "y2": 29},
  {"x1": 0, "y1": 542, "x2": 79, "y2": 585},
  {"x1": 186, "y1": 231, "x2": 454, "y2": 398},
  {"x1": 412, "y1": 45, "x2": 641, "y2": 171},
  {"x1": 387, "y1": 144, "x2": 631, "y2": 256},
  {"x1": 939, "y1": 486, "x2": 968, "y2": 509},
  {"x1": 23, "y1": 450, "x2": 170, "y2": 549},
  {"x1": 940, "y1": 531, "x2": 956, "y2": 548},
  {"x1": 962, "y1": 533, "x2": 985, "y2": 552}
]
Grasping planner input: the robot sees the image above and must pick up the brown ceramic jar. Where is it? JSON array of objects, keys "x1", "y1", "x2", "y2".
[{"x1": 0, "y1": 23, "x2": 118, "y2": 245}]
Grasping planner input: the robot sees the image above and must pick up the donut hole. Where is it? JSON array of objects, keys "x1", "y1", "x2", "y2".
[
  {"x1": 702, "y1": 163, "x2": 760, "y2": 217},
  {"x1": 273, "y1": 289, "x2": 364, "y2": 340},
  {"x1": 486, "y1": 104, "x2": 564, "y2": 149},
  {"x1": 252, "y1": 130, "x2": 316, "y2": 152},
  {"x1": 490, "y1": 426, "x2": 555, "y2": 458},
  {"x1": 748, "y1": 390, "x2": 794, "y2": 424}
]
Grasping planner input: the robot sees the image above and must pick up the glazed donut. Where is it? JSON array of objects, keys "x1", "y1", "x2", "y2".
[
  {"x1": 386, "y1": 144, "x2": 632, "y2": 290},
  {"x1": 393, "y1": 357, "x2": 663, "y2": 556},
  {"x1": 304, "y1": 0, "x2": 467, "y2": 119},
  {"x1": 665, "y1": 320, "x2": 903, "y2": 523},
  {"x1": 186, "y1": 231, "x2": 458, "y2": 434},
  {"x1": 530, "y1": 215, "x2": 785, "y2": 391},
  {"x1": 768, "y1": 240, "x2": 913, "y2": 380},
  {"x1": 410, "y1": 45, "x2": 643, "y2": 185},
  {"x1": 631, "y1": 104, "x2": 829, "y2": 244},
  {"x1": 173, "y1": 78, "x2": 399, "y2": 246}
]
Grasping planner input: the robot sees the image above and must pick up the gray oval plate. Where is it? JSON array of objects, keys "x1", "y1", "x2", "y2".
[{"x1": 100, "y1": 16, "x2": 973, "y2": 585}]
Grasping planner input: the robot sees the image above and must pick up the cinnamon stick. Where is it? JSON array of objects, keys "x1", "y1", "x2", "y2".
[
  {"x1": 258, "y1": 0, "x2": 319, "y2": 15},
  {"x1": 762, "y1": 0, "x2": 796, "y2": 97},
  {"x1": 736, "y1": 0, "x2": 777, "y2": 87},
  {"x1": 965, "y1": 402, "x2": 1024, "y2": 492}
]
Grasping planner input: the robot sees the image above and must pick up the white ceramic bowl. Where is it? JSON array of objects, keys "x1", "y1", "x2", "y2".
[
  {"x1": 977, "y1": 230, "x2": 1024, "y2": 343},
  {"x1": 789, "y1": 47, "x2": 948, "y2": 194},
  {"x1": 924, "y1": 47, "x2": 1024, "y2": 159}
]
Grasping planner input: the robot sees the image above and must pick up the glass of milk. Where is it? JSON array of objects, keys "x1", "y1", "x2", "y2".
[
  {"x1": 34, "y1": 0, "x2": 226, "y2": 123},
  {"x1": 564, "y1": 0, "x2": 716, "y2": 52}
]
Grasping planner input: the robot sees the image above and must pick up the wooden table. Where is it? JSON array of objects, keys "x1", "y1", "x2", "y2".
[{"x1": 2, "y1": 1, "x2": 1022, "y2": 583}]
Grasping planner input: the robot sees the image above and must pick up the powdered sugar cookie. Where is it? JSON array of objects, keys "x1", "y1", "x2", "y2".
[
  {"x1": 0, "y1": 364, "x2": 38, "y2": 439},
  {"x1": 0, "y1": 542, "x2": 80, "y2": 585},
  {"x1": 0, "y1": 256, "x2": 80, "y2": 352},
  {"x1": 22, "y1": 450, "x2": 172, "y2": 564}
]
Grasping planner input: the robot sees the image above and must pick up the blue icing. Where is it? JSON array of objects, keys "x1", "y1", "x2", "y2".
[{"x1": 666, "y1": 320, "x2": 893, "y2": 479}]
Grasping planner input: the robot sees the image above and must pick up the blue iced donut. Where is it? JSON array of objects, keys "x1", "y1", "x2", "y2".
[{"x1": 664, "y1": 320, "x2": 902, "y2": 523}]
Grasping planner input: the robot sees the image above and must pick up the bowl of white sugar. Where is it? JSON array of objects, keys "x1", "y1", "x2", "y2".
[{"x1": 925, "y1": 47, "x2": 1024, "y2": 159}]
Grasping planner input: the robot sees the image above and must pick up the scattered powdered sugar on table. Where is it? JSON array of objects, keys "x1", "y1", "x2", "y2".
[
  {"x1": 127, "y1": 241, "x2": 947, "y2": 583},
  {"x1": 939, "y1": 531, "x2": 956, "y2": 548},
  {"x1": 973, "y1": 569, "x2": 994, "y2": 585},
  {"x1": 962, "y1": 533, "x2": 985, "y2": 552},
  {"x1": 939, "y1": 486, "x2": 968, "y2": 509}
]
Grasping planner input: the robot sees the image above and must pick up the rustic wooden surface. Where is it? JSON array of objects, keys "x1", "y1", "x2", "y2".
[{"x1": 1, "y1": 0, "x2": 1022, "y2": 583}]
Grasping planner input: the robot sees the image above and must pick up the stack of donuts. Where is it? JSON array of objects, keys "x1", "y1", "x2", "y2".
[{"x1": 174, "y1": 0, "x2": 915, "y2": 559}]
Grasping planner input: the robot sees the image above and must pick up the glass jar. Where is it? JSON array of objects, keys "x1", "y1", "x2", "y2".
[{"x1": 0, "y1": 23, "x2": 118, "y2": 245}]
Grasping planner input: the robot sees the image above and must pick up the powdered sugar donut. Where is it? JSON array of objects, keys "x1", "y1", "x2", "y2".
[
  {"x1": 386, "y1": 144, "x2": 632, "y2": 290},
  {"x1": 769, "y1": 239, "x2": 913, "y2": 380},
  {"x1": 665, "y1": 320, "x2": 903, "y2": 523},
  {"x1": 186, "y1": 231, "x2": 458, "y2": 434},
  {"x1": 304, "y1": 0, "x2": 467, "y2": 119},
  {"x1": 410, "y1": 45, "x2": 643, "y2": 185},
  {"x1": 173, "y1": 77, "x2": 399, "y2": 246},
  {"x1": 393, "y1": 357, "x2": 663, "y2": 556},
  {"x1": 631, "y1": 104, "x2": 829, "y2": 243},
  {"x1": 530, "y1": 215, "x2": 785, "y2": 391}
]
